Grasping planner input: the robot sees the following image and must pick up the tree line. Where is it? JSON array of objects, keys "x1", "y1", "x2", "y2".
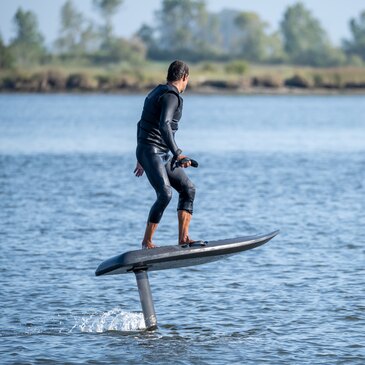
[{"x1": 1, "y1": 0, "x2": 365, "y2": 69}]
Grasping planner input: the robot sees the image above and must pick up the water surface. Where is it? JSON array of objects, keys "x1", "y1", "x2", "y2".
[{"x1": 0, "y1": 94, "x2": 364, "y2": 364}]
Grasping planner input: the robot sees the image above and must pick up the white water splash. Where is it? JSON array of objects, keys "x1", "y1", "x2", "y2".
[{"x1": 75, "y1": 308, "x2": 146, "y2": 333}]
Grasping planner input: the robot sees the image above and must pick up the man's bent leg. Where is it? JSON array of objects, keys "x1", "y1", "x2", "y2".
[
  {"x1": 142, "y1": 222, "x2": 159, "y2": 249},
  {"x1": 142, "y1": 186, "x2": 172, "y2": 249},
  {"x1": 137, "y1": 146, "x2": 173, "y2": 249}
]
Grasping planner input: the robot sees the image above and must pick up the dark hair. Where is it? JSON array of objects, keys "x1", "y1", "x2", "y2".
[{"x1": 167, "y1": 60, "x2": 189, "y2": 82}]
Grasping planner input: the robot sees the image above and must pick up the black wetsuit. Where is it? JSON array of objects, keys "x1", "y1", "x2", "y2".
[{"x1": 136, "y1": 84, "x2": 195, "y2": 224}]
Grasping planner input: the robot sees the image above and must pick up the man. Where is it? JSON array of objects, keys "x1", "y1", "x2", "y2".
[{"x1": 134, "y1": 60, "x2": 197, "y2": 249}]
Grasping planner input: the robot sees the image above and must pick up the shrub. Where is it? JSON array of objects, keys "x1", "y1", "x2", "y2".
[
  {"x1": 225, "y1": 60, "x2": 249, "y2": 75},
  {"x1": 251, "y1": 75, "x2": 282, "y2": 88},
  {"x1": 66, "y1": 73, "x2": 98, "y2": 90},
  {"x1": 200, "y1": 79, "x2": 239, "y2": 90},
  {"x1": 200, "y1": 62, "x2": 217, "y2": 72},
  {"x1": 284, "y1": 74, "x2": 310, "y2": 88},
  {"x1": 46, "y1": 70, "x2": 67, "y2": 90}
]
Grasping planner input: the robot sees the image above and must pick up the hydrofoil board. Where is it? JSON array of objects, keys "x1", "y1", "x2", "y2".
[{"x1": 95, "y1": 230, "x2": 279, "y2": 276}]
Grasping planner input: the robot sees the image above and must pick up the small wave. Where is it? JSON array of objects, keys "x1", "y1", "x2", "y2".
[{"x1": 75, "y1": 308, "x2": 146, "y2": 333}]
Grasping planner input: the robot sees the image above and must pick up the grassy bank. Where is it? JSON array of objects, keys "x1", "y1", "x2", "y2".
[{"x1": 1, "y1": 62, "x2": 365, "y2": 93}]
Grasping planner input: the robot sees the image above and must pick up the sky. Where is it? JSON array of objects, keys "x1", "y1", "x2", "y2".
[{"x1": 0, "y1": 0, "x2": 364, "y2": 46}]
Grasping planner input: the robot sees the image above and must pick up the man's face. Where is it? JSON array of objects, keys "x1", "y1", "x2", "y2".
[{"x1": 181, "y1": 74, "x2": 189, "y2": 93}]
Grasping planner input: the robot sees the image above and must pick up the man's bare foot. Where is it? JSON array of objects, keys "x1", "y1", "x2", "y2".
[
  {"x1": 142, "y1": 241, "x2": 157, "y2": 249},
  {"x1": 179, "y1": 236, "x2": 199, "y2": 246},
  {"x1": 179, "y1": 236, "x2": 207, "y2": 247}
]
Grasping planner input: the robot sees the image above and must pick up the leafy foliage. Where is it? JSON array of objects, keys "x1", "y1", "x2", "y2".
[
  {"x1": 93, "y1": 0, "x2": 124, "y2": 48},
  {"x1": 55, "y1": 0, "x2": 98, "y2": 55},
  {"x1": 233, "y1": 12, "x2": 268, "y2": 62},
  {"x1": 280, "y1": 2, "x2": 345, "y2": 66},
  {"x1": 153, "y1": 0, "x2": 222, "y2": 60},
  {"x1": 225, "y1": 60, "x2": 249, "y2": 75},
  {"x1": 10, "y1": 8, "x2": 46, "y2": 66},
  {"x1": 0, "y1": 34, "x2": 14, "y2": 69},
  {"x1": 343, "y1": 11, "x2": 365, "y2": 62},
  {"x1": 1, "y1": 1, "x2": 363, "y2": 69}
]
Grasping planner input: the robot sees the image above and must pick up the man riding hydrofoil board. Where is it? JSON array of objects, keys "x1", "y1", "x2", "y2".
[{"x1": 134, "y1": 60, "x2": 199, "y2": 249}]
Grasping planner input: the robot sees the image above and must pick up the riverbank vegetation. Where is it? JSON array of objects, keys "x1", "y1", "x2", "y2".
[
  {"x1": 1, "y1": 62, "x2": 365, "y2": 93},
  {"x1": 1, "y1": 0, "x2": 365, "y2": 93}
]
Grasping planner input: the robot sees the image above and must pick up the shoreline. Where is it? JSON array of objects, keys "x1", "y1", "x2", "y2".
[
  {"x1": 1, "y1": 87, "x2": 365, "y2": 95},
  {"x1": 1, "y1": 63, "x2": 365, "y2": 95},
  {"x1": 2, "y1": 65, "x2": 365, "y2": 95}
]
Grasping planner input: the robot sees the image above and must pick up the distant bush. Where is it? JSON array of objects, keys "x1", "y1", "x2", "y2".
[
  {"x1": 96, "y1": 74, "x2": 113, "y2": 88},
  {"x1": 344, "y1": 81, "x2": 365, "y2": 89},
  {"x1": 45, "y1": 70, "x2": 67, "y2": 90},
  {"x1": 108, "y1": 37, "x2": 146, "y2": 64},
  {"x1": 0, "y1": 74, "x2": 16, "y2": 90},
  {"x1": 346, "y1": 55, "x2": 363, "y2": 67},
  {"x1": 312, "y1": 72, "x2": 343, "y2": 89},
  {"x1": 200, "y1": 62, "x2": 217, "y2": 72},
  {"x1": 92, "y1": 39, "x2": 144, "y2": 64},
  {"x1": 312, "y1": 74, "x2": 324, "y2": 88},
  {"x1": 200, "y1": 79, "x2": 239, "y2": 90},
  {"x1": 284, "y1": 74, "x2": 310, "y2": 88},
  {"x1": 251, "y1": 75, "x2": 282, "y2": 88},
  {"x1": 66, "y1": 73, "x2": 98, "y2": 90},
  {"x1": 0, "y1": 71, "x2": 38, "y2": 91},
  {"x1": 225, "y1": 60, "x2": 249, "y2": 75}
]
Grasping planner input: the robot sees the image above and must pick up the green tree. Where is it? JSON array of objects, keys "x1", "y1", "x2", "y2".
[
  {"x1": 136, "y1": 24, "x2": 156, "y2": 49},
  {"x1": 93, "y1": 0, "x2": 123, "y2": 48},
  {"x1": 79, "y1": 22, "x2": 99, "y2": 54},
  {"x1": 155, "y1": 0, "x2": 221, "y2": 60},
  {"x1": 266, "y1": 31, "x2": 287, "y2": 63},
  {"x1": 217, "y1": 9, "x2": 284, "y2": 62},
  {"x1": 280, "y1": 2, "x2": 343, "y2": 66},
  {"x1": 234, "y1": 12, "x2": 269, "y2": 62},
  {"x1": 106, "y1": 37, "x2": 146, "y2": 63},
  {"x1": 343, "y1": 10, "x2": 365, "y2": 61},
  {"x1": 56, "y1": 0, "x2": 84, "y2": 53},
  {"x1": 10, "y1": 8, "x2": 45, "y2": 66},
  {"x1": 202, "y1": 13, "x2": 222, "y2": 53},
  {"x1": 56, "y1": 0, "x2": 98, "y2": 56},
  {"x1": 0, "y1": 34, "x2": 14, "y2": 69}
]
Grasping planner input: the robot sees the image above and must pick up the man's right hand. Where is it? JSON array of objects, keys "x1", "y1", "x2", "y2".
[{"x1": 177, "y1": 155, "x2": 192, "y2": 168}]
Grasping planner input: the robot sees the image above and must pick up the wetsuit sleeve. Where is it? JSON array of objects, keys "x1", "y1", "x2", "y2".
[{"x1": 159, "y1": 93, "x2": 182, "y2": 158}]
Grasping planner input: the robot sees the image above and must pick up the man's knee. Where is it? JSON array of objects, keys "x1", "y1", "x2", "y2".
[
  {"x1": 184, "y1": 180, "x2": 196, "y2": 201},
  {"x1": 179, "y1": 180, "x2": 196, "y2": 203},
  {"x1": 178, "y1": 181, "x2": 195, "y2": 214},
  {"x1": 158, "y1": 185, "x2": 173, "y2": 206}
]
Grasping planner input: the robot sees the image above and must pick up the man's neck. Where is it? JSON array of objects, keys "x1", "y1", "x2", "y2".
[{"x1": 168, "y1": 81, "x2": 182, "y2": 93}]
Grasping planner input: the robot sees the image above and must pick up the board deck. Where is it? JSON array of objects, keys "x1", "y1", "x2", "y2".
[{"x1": 95, "y1": 230, "x2": 279, "y2": 276}]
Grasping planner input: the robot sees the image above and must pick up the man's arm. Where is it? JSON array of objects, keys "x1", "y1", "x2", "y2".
[{"x1": 159, "y1": 93, "x2": 182, "y2": 158}]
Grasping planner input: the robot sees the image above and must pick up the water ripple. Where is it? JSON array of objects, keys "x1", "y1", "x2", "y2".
[{"x1": 1, "y1": 95, "x2": 365, "y2": 364}]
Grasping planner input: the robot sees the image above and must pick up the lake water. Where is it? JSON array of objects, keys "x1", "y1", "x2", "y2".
[{"x1": 0, "y1": 94, "x2": 364, "y2": 364}]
